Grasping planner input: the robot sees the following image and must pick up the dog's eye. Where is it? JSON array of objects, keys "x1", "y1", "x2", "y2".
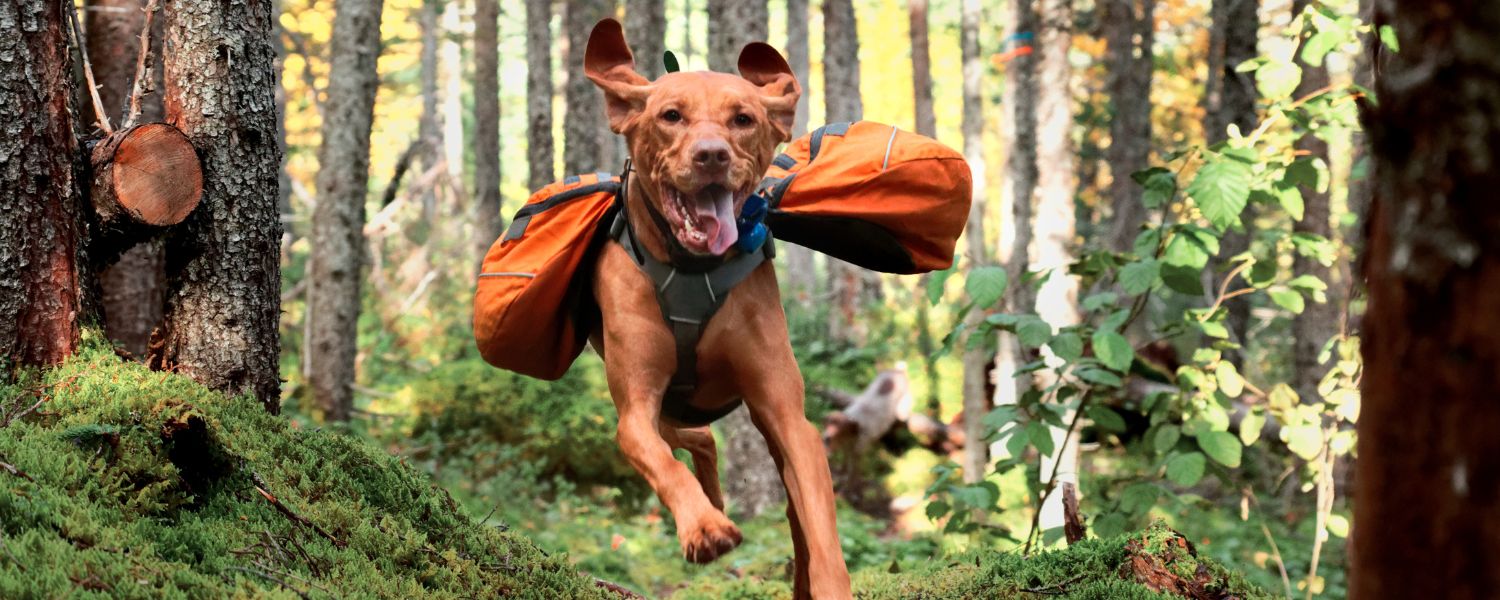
[
  {"x1": 733, "y1": 113, "x2": 754, "y2": 127},
  {"x1": 661, "y1": 109, "x2": 682, "y2": 123}
]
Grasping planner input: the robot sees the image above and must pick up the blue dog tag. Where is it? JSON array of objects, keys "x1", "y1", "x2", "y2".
[{"x1": 736, "y1": 194, "x2": 769, "y2": 253}]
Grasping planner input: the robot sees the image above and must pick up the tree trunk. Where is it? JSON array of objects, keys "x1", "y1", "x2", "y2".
[
  {"x1": 159, "y1": 0, "x2": 285, "y2": 412},
  {"x1": 706, "y1": 0, "x2": 766, "y2": 73},
  {"x1": 1103, "y1": 0, "x2": 1155, "y2": 254},
  {"x1": 909, "y1": 0, "x2": 938, "y2": 414},
  {"x1": 1289, "y1": 0, "x2": 1335, "y2": 404},
  {"x1": 780, "y1": 0, "x2": 816, "y2": 308},
  {"x1": 526, "y1": 0, "x2": 556, "y2": 190},
  {"x1": 822, "y1": 0, "x2": 878, "y2": 345},
  {"x1": 1356, "y1": 3, "x2": 1500, "y2": 596},
  {"x1": 992, "y1": 0, "x2": 1039, "y2": 456},
  {"x1": 88, "y1": 0, "x2": 170, "y2": 356},
  {"x1": 1203, "y1": 0, "x2": 1258, "y2": 358},
  {"x1": 441, "y1": 0, "x2": 466, "y2": 196},
  {"x1": 475, "y1": 0, "x2": 503, "y2": 254},
  {"x1": 0, "y1": 0, "x2": 84, "y2": 370},
  {"x1": 1032, "y1": 0, "x2": 1082, "y2": 536},
  {"x1": 626, "y1": 0, "x2": 666, "y2": 79},
  {"x1": 419, "y1": 0, "x2": 440, "y2": 215},
  {"x1": 958, "y1": 0, "x2": 990, "y2": 484},
  {"x1": 563, "y1": 0, "x2": 615, "y2": 175},
  {"x1": 704, "y1": 0, "x2": 783, "y2": 519},
  {"x1": 307, "y1": 0, "x2": 384, "y2": 422}
]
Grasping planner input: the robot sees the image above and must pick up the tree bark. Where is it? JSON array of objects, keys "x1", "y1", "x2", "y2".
[
  {"x1": 563, "y1": 0, "x2": 615, "y2": 175},
  {"x1": 1289, "y1": 0, "x2": 1335, "y2": 404},
  {"x1": 0, "y1": 0, "x2": 84, "y2": 370},
  {"x1": 1203, "y1": 0, "x2": 1258, "y2": 358},
  {"x1": 1356, "y1": 2, "x2": 1500, "y2": 596},
  {"x1": 88, "y1": 0, "x2": 170, "y2": 356},
  {"x1": 780, "y1": 0, "x2": 816, "y2": 308},
  {"x1": 526, "y1": 0, "x2": 555, "y2": 190},
  {"x1": 706, "y1": 0, "x2": 766, "y2": 73},
  {"x1": 909, "y1": 0, "x2": 938, "y2": 414},
  {"x1": 992, "y1": 0, "x2": 1039, "y2": 450},
  {"x1": 1103, "y1": 0, "x2": 1155, "y2": 254},
  {"x1": 88, "y1": 123, "x2": 202, "y2": 265},
  {"x1": 958, "y1": 0, "x2": 990, "y2": 484},
  {"x1": 419, "y1": 0, "x2": 440, "y2": 215},
  {"x1": 440, "y1": 0, "x2": 466, "y2": 196},
  {"x1": 626, "y1": 0, "x2": 666, "y2": 79},
  {"x1": 475, "y1": 0, "x2": 503, "y2": 254},
  {"x1": 308, "y1": 0, "x2": 385, "y2": 422},
  {"x1": 1032, "y1": 0, "x2": 1082, "y2": 536},
  {"x1": 159, "y1": 0, "x2": 285, "y2": 411}
]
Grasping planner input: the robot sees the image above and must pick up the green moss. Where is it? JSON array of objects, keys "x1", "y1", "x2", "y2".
[{"x1": 0, "y1": 343, "x2": 611, "y2": 599}]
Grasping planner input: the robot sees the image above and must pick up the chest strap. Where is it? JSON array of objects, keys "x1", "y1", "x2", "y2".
[{"x1": 608, "y1": 210, "x2": 774, "y2": 426}]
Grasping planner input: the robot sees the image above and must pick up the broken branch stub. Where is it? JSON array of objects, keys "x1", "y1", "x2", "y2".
[{"x1": 90, "y1": 122, "x2": 202, "y2": 265}]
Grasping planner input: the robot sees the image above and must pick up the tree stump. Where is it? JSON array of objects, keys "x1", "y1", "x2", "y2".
[{"x1": 90, "y1": 123, "x2": 202, "y2": 266}]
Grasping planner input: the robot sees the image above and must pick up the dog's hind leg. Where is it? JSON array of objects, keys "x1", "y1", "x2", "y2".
[
  {"x1": 762, "y1": 437, "x2": 812, "y2": 597},
  {"x1": 663, "y1": 426, "x2": 726, "y2": 511}
]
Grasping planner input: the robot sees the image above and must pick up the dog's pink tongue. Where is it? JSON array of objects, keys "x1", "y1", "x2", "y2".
[{"x1": 693, "y1": 187, "x2": 739, "y2": 255}]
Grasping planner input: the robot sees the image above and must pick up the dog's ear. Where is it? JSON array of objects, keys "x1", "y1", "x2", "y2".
[
  {"x1": 585, "y1": 19, "x2": 651, "y2": 133},
  {"x1": 737, "y1": 43, "x2": 801, "y2": 143}
]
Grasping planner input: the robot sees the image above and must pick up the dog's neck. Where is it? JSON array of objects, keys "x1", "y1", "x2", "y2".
[{"x1": 624, "y1": 173, "x2": 740, "y2": 271}]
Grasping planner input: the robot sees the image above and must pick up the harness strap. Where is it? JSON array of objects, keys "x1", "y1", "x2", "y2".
[{"x1": 609, "y1": 209, "x2": 773, "y2": 426}]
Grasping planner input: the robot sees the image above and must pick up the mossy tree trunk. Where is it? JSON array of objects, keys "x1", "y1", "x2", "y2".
[
  {"x1": 0, "y1": 0, "x2": 85, "y2": 371},
  {"x1": 1355, "y1": 2, "x2": 1500, "y2": 596},
  {"x1": 308, "y1": 0, "x2": 385, "y2": 421},
  {"x1": 158, "y1": 0, "x2": 284, "y2": 411}
]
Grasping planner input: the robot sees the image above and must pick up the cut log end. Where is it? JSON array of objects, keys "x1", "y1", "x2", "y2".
[{"x1": 94, "y1": 123, "x2": 202, "y2": 227}]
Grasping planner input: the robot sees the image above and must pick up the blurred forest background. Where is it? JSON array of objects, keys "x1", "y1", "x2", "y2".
[{"x1": 69, "y1": 0, "x2": 1379, "y2": 596}]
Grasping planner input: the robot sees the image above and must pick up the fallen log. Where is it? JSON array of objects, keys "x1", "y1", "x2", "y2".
[{"x1": 89, "y1": 122, "x2": 202, "y2": 266}]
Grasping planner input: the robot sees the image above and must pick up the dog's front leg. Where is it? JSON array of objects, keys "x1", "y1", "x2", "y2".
[
  {"x1": 608, "y1": 375, "x2": 742, "y2": 563},
  {"x1": 744, "y1": 371, "x2": 853, "y2": 599}
]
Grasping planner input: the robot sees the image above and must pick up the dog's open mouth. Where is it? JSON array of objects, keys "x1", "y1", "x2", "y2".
[{"x1": 662, "y1": 182, "x2": 748, "y2": 256}]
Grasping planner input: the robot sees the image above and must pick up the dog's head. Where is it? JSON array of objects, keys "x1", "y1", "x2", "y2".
[{"x1": 585, "y1": 19, "x2": 800, "y2": 256}]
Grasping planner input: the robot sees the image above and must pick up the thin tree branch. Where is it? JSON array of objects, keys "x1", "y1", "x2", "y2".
[
  {"x1": 123, "y1": 0, "x2": 161, "y2": 129},
  {"x1": 65, "y1": 0, "x2": 113, "y2": 134},
  {"x1": 1024, "y1": 389, "x2": 1094, "y2": 555}
]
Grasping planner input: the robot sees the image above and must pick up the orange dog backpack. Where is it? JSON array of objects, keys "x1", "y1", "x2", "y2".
[
  {"x1": 759, "y1": 121, "x2": 972, "y2": 274},
  {"x1": 473, "y1": 172, "x2": 620, "y2": 380},
  {"x1": 474, "y1": 122, "x2": 971, "y2": 381}
]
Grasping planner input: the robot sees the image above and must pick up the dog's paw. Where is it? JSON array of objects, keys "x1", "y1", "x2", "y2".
[{"x1": 678, "y1": 511, "x2": 742, "y2": 564}]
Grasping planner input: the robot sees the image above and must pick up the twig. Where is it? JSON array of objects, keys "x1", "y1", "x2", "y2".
[
  {"x1": 64, "y1": 0, "x2": 113, "y2": 134},
  {"x1": 593, "y1": 577, "x2": 644, "y2": 599},
  {"x1": 1023, "y1": 390, "x2": 1094, "y2": 555},
  {"x1": 1022, "y1": 572, "x2": 1088, "y2": 595},
  {"x1": 0, "y1": 460, "x2": 34, "y2": 482},
  {"x1": 1203, "y1": 261, "x2": 1253, "y2": 319},
  {"x1": 122, "y1": 0, "x2": 161, "y2": 129},
  {"x1": 225, "y1": 565, "x2": 310, "y2": 600},
  {"x1": 251, "y1": 472, "x2": 346, "y2": 548}
]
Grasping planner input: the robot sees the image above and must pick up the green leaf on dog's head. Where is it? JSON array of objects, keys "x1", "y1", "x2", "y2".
[{"x1": 663, "y1": 50, "x2": 681, "y2": 73}]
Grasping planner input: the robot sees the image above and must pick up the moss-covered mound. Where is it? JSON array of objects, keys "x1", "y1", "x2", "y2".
[
  {"x1": 0, "y1": 344, "x2": 612, "y2": 599},
  {"x1": 672, "y1": 523, "x2": 1270, "y2": 600}
]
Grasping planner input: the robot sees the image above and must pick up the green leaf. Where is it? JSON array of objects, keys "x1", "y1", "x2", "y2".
[
  {"x1": 1163, "y1": 229, "x2": 1212, "y2": 269},
  {"x1": 1094, "y1": 330, "x2": 1134, "y2": 372},
  {"x1": 1299, "y1": 30, "x2": 1341, "y2": 68},
  {"x1": 1277, "y1": 186, "x2": 1305, "y2": 221},
  {"x1": 1196, "y1": 431, "x2": 1243, "y2": 468},
  {"x1": 1379, "y1": 25, "x2": 1399, "y2": 52},
  {"x1": 1282, "y1": 425, "x2": 1323, "y2": 460},
  {"x1": 1120, "y1": 483, "x2": 1160, "y2": 515},
  {"x1": 1134, "y1": 168, "x2": 1177, "y2": 209},
  {"x1": 1269, "y1": 288, "x2": 1306, "y2": 314},
  {"x1": 1087, "y1": 405, "x2": 1128, "y2": 433},
  {"x1": 1200, "y1": 320, "x2": 1230, "y2": 339},
  {"x1": 1154, "y1": 424, "x2": 1182, "y2": 454},
  {"x1": 1077, "y1": 368, "x2": 1124, "y2": 388},
  {"x1": 981, "y1": 405, "x2": 1020, "y2": 437},
  {"x1": 1256, "y1": 59, "x2": 1304, "y2": 100},
  {"x1": 1216, "y1": 362, "x2": 1245, "y2": 398},
  {"x1": 1050, "y1": 332, "x2": 1084, "y2": 363},
  {"x1": 663, "y1": 50, "x2": 681, "y2": 73},
  {"x1": 1327, "y1": 514, "x2": 1350, "y2": 538},
  {"x1": 1027, "y1": 421, "x2": 1056, "y2": 457},
  {"x1": 1287, "y1": 274, "x2": 1328, "y2": 292},
  {"x1": 1240, "y1": 408, "x2": 1265, "y2": 446},
  {"x1": 965, "y1": 266, "x2": 1009, "y2": 309},
  {"x1": 1119, "y1": 259, "x2": 1160, "y2": 295},
  {"x1": 1189, "y1": 159, "x2": 1254, "y2": 231},
  {"x1": 1017, "y1": 316, "x2": 1054, "y2": 348},
  {"x1": 927, "y1": 263, "x2": 957, "y2": 305},
  {"x1": 1166, "y1": 452, "x2": 1206, "y2": 487},
  {"x1": 925, "y1": 500, "x2": 951, "y2": 521},
  {"x1": 1082, "y1": 292, "x2": 1117, "y2": 312}
]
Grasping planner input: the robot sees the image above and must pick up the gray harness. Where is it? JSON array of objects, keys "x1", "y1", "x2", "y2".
[{"x1": 607, "y1": 178, "x2": 775, "y2": 426}]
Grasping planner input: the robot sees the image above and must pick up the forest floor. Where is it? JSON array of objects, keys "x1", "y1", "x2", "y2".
[{"x1": 0, "y1": 340, "x2": 1269, "y2": 599}]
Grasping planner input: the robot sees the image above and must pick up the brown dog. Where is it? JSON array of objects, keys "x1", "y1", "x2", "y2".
[{"x1": 582, "y1": 19, "x2": 852, "y2": 598}]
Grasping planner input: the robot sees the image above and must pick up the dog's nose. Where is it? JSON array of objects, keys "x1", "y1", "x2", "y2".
[{"x1": 692, "y1": 140, "x2": 731, "y2": 171}]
